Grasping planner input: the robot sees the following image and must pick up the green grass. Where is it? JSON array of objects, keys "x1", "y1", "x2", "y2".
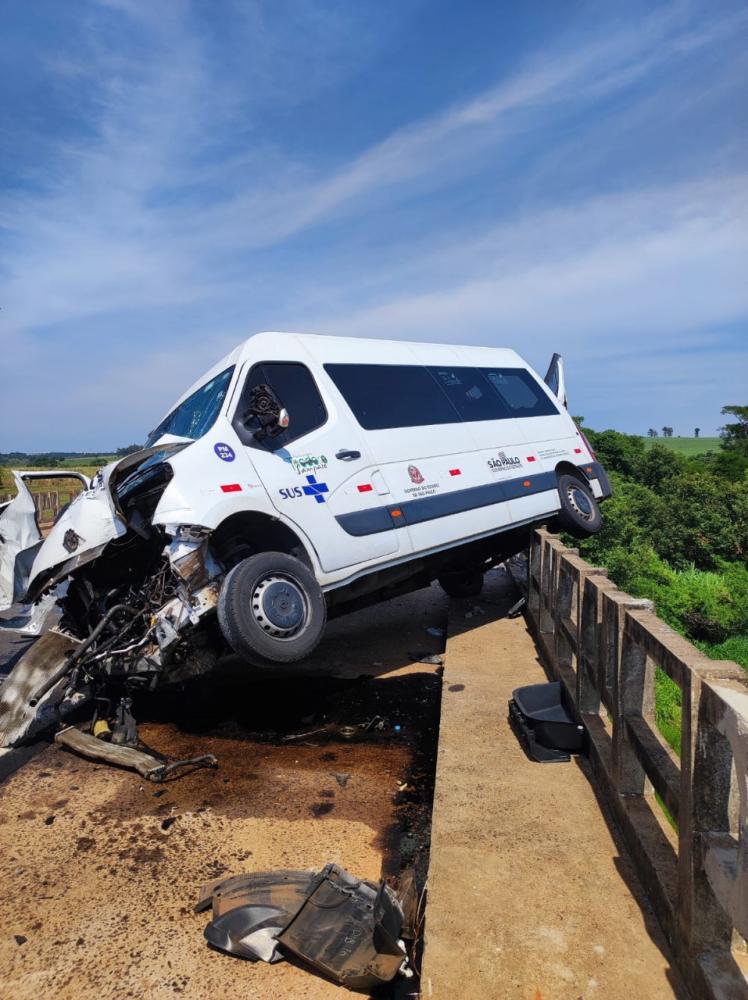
[
  {"x1": 641, "y1": 436, "x2": 720, "y2": 456},
  {"x1": 0, "y1": 462, "x2": 112, "y2": 497},
  {"x1": 655, "y1": 668, "x2": 682, "y2": 755}
]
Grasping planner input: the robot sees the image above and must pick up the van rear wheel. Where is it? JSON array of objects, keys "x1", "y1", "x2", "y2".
[
  {"x1": 438, "y1": 569, "x2": 484, "y2": 599},
  {"x1": 556, "y1": 474, "x2": 603, "y2": 537},
  {"x1": 217, "y1": 552, "x2": 326, "y2": 665}
]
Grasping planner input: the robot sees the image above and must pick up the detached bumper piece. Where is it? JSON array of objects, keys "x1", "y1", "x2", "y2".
[
  {"x1": 198, "y1": 863, "x2": 410, "y2": 990},
  {"x1": 508, "y1": 680, "x2": 585, "y2": 763}
]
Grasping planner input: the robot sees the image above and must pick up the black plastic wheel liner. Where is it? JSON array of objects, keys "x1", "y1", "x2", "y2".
[
  {"x1": 276, "y1": 864, "x2": 406, "y2": 990},
  {"x1": 198, "y1": 864, "x2": 407, "y2": 988}
]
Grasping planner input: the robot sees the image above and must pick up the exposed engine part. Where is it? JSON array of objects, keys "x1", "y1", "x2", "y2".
[
  {"x1": 1, "y1": 524, "x2": 225, "y2": 747},
  {"x1": 111, "y1": 696, "x2": 138, "y2": 746}
]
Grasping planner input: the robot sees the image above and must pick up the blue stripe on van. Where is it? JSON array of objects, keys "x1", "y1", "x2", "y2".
[{"x1": 336, "y1": 470, "x2": 559, "y2": 537}]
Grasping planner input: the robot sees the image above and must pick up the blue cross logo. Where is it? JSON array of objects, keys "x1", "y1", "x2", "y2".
[{"x1": 302, "y1": 475, "x2": 329, "y2": 504}]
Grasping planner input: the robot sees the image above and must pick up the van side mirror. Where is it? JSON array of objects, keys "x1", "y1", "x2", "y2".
[{"x1": 242, "y1": 384, "x2": 289, "y2": 440}]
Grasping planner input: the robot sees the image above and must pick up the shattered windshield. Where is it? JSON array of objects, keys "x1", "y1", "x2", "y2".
[{"x1": 146, "y1": 367, "x2": 234, "y2": 447}]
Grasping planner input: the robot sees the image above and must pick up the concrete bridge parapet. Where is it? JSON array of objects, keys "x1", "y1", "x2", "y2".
[{"x1": 518, "y1": 529, "x2": 748, "y2": 1000}]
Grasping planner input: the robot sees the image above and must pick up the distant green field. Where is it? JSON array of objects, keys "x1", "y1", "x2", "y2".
[
  {"x1": 641, "y1": 436, "x2": 720, "y2": 456},
  {"x1": 0, "y1": 460, "x2": 114, "y2": 496}
]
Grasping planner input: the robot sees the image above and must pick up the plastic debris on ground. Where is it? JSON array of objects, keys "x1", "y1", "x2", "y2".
[
  {"x1": 506, "y1": 595, "x2": 527, "y2": 619},
  {"x1": 508, "y1": 680, "x2": 586, "y2": 763},
  {"x1": 408, "y1": 651, "x2": 444, "y2": 666},
  {"x1": 197, "y1": 862, "x2": 414, "y2": 990}
]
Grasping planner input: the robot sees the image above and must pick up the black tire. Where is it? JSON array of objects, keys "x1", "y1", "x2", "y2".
[
  {"x1": 556, "y1": 474, "x2": 603, "y2": 537},
  {"x1": 438, "y1": 569, "x2": 484, "y2": 599},
  {"x1": 217, "y1": 551, "x2": 326, "y2": 665}
]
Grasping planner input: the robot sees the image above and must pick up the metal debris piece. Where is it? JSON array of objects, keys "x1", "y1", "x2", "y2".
[
  {"x1": 0, "y1": 630, "x2": 82, "y2": 746},
  {"x1": 408, "y1": 651, "x2": 444, "y2": 666},
  {"x1": 506, "y1": 595, "x2": 527, "y2": 619},
  {"x1": 331, "y1": 771, "x2": 351, "y2": 788},
  {"x1": 199, "y1": 863, "x2": 409, "y2": 989},
  {"x1": 55, "y1": 725, "x2": 218, "y2": 782}
]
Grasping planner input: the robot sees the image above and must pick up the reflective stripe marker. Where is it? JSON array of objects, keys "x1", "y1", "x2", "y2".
[
  {"x1": 449, "y1": 468, "x2": 461, "y2": 476},
  {"x1": 523, "y1": 480, "x2": 531, "y2": 487},
  {"x1": 220, "y1": 483, "x2": 242, "y2": 493},
  {"x1": 574, "y1": 448, "x2": 582, "y2": 454},
  {"x1": 526, "y1": 456, "x2": 537, "y2": 462},
  {"x1": 357, "y1": 483, "x2": 373, "y2": 492}
]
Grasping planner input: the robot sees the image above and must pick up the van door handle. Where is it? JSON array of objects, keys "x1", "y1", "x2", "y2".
[{"x1": 336, "y1": 449, "x2": 361, "y2": 461}]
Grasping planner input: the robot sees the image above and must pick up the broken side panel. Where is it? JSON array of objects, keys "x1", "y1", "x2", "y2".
[
  {"x1": 0, "y1": 630, "x2": 82, "y2": 746},
  {"x1": 0, "y1": 475, "x2": 43, "y2": 610}
]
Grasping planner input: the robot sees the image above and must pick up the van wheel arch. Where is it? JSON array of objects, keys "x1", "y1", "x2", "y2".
[
  {"x1": 210, "y1": 512, "x2": 314, "y2": 571},
  {"x1": 554, "y1": 460, "x2": 588, "y2": 483}
]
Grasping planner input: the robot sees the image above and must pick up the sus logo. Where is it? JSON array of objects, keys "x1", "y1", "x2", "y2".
[{"x1": 408, "y1": 465, "x2": 425, "y2": 484}]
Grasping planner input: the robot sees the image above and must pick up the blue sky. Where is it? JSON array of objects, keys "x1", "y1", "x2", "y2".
[{"x1": 1, "y1": 0, "x2": 746, "y2": 450}]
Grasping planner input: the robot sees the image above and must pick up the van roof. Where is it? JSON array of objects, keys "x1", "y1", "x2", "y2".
[{"x1": 168, "y1": 331, "x2": 526, "y2": 415}]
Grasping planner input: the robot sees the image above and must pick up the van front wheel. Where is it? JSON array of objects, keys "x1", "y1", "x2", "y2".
[
  {"x1": 556, "y1": 474, "x2": 603, "y2": 537},
  {"x1": 217, "y1": 552, "x2": 326, "y2": 665}
]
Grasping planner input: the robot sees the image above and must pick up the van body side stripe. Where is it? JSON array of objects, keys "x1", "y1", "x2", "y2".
[
  {"x1": 335, "y1": 470, "x2": 558, "y2": 536},
  {"x1": 334, "y1": 461, "x2": 610, "y2": 537}
]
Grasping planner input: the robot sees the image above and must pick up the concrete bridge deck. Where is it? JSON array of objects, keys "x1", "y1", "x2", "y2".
[{"x1": 422, "y1": 570, "x2": 685, "y2": 1000}]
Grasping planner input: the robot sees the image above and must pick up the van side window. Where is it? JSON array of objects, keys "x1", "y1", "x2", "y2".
[
  {"x1": 428, "y1": 367, "x2": 511, "y2": 421},
  {"x1": 325, "y1": 364, "x2": 460, "y2": 429},
  {"x1": 233, "y1": 362, "x2": 327, "y2": 448},
  {"x1": 482, "y1": 369, "x2": 558, "y2": 417}
]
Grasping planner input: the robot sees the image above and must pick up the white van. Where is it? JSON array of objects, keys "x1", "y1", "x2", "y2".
[{"x1": 0, "y1": 333, "x2": 609, "y2": 744}]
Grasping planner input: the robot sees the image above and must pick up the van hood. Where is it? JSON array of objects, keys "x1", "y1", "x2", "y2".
[{"x1": 4, "y1": 443, "x2": 191, "y2": 609}]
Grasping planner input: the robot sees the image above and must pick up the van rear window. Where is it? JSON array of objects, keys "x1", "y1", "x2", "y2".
[
  {"x1": 483, "y1": 369, "x2": 559, "y2": 417},
  {"x1": 324, "y1": 363, "x2": 557, "y2": 429}
]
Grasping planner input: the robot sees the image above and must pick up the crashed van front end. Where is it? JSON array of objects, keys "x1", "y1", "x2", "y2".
[{"x1": 0, "y1": 444, "x2": 228, "y2": 747}]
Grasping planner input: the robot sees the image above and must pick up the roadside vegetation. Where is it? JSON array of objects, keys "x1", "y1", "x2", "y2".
[
  {"x1": 572, "y1": 407, "x2": 748, "y2": 752},
  {"x1": 0, "y1": 448, "x2": 139, "y2": 496}
]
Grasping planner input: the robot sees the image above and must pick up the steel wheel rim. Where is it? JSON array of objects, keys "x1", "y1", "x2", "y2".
[
  {"x1": 566, "y1": 484, "x2": 594, "y2": 521},
  {"x1": 251, "y1": 574, "x2": 309, "y2": 639}
]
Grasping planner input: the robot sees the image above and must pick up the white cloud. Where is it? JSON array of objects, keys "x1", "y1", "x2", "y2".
[{"x1": 0, "y1": 1, "x2": 746, "y2": 447}]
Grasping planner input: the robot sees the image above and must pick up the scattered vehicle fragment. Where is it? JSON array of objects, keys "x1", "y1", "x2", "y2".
[
  {"x1": 0, "y1": 332, "x2": 610, "y2": 747},
  {"x1": 508, "y1": 680, "x2": 586, "y2": 763},
  {"x1": 409, "y1": 651, "x2": 444, "y2": 665},
  {"x1": 55, "y1": 725, "x2": 218, "y2": 781},
  {"x1": 198, "y1": 863, "x2": 412, "y2": 989}
]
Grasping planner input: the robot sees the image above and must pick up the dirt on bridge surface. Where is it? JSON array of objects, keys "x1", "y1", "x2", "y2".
[{"x1": 0, "y1": 586, "x2": 449, "y2": 1000}]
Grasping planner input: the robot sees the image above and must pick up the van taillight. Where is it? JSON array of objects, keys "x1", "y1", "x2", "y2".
[{"x1": 578, "y1": 429, "x2": 597, "y2": 460}]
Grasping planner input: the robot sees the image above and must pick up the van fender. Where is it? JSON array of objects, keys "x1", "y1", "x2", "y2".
[{"x1": 200, "y1": 509, "x2": 321, "y2": 576}]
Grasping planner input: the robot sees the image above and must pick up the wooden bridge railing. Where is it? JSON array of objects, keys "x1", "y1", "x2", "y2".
[{"x1": 519, "y1": 529, "x2": 748, "y2": 1000}]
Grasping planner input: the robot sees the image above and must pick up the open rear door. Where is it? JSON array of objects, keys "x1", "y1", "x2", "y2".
[{"x1": 543, "y1": 353, "x2": 567, "y2": 408}]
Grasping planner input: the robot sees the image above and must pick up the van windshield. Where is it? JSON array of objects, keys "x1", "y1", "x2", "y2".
[{"x1": 145, "y1": 367, "x2": 234, "y2": 447}]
